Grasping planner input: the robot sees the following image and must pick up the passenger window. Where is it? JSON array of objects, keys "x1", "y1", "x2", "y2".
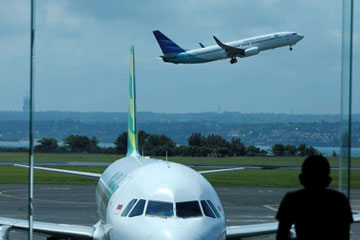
[
  {"x1": 129, "y1": 199, "x2": 146, "y2": 217},
  {"x1": 176, "y1": 201, "x2": 202, "y2": 218},
  {"x1": 200, "y1": 200, "x2": 216, "y2": 218},
  {"x1": 146, "y1": 201, "x2": 173, "y2": 217},
  {"x1": 121, "y1": 199, "x2": 137, "y2": 217},
  {"x1": 207, "y1": 200, "x2": 221, "y2": 218}
]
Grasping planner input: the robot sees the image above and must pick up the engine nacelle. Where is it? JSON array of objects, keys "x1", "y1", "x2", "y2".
[{"x1": 244, "y1": 47, "x2": 259, "y2": 57}]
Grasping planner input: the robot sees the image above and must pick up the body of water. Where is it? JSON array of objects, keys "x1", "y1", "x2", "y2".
[{"x1": 258, "y1": 146, "x2": 360, "y2": 157}]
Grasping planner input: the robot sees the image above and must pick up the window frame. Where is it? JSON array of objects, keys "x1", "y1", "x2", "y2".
[
  {"x1": 121, "y1": 199, "x2": 138, "y2": 217},
  {"x1": 145, "y1": 200, "x2": 174, "y2": 218},
  {"x1": 176, "y1": 200, "x2": 203, "y2": 219}
]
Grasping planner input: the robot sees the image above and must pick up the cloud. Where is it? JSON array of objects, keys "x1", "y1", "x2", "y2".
[
  {"x1": 41, "y1": 1, "x2": 82, "y2": 30},
  {"x1": 0, "y1": 0, "x2": 358, "y2": 113}
]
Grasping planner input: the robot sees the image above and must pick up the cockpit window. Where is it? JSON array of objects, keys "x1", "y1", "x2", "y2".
[
  {"x1": 121, "y1": 199, "x2": 137, "y2": 217},
  {"x1": 129, "y1": 199, "x2": 146, "y2": 217},
  {"x1": 146, "y1": 201, "x2": 173, "y2": 217},
  {"x1": 200, "y1": 200, "x2": 216, "y2": 218},
  {"x1": 292, "y1": 33, "x2": 297, "y2": 35},
  {"x1": 176, "y1": 201, "x2": 202, "y2": 218},
  {"x1": 207, "y1": 200, "x2": 221, "y2": 218}
]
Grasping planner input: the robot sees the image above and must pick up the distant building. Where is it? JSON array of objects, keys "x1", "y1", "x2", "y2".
[{"x1": 23, "y1": 96, "x2": 30, "y2": 113}]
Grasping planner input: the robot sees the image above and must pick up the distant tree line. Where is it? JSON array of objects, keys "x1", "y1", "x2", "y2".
[
  {"x1": 271, "y1": 143, "x2": 320, "y2": 156},
  {"x1": 0, "y1": 131, "x2": 321, "y2": 157},
  {"x1": 3, "y1": 119, "x2": 360, "y2": 147}
]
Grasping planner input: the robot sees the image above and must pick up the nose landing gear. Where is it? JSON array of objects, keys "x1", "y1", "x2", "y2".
[
  {"x1": 289, "y1": 46, "x2": 293, "y2": 51},
  {"x1": 230, "y1": 58, "x2": 237, "y2": 64}
]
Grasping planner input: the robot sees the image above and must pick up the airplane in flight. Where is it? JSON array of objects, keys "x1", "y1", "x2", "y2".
[
  {"x1": 153, "y1": 30, "x2": 304, "y2": 64},
  {"x1": 1, "y1": 46, "x2": 359, "y2": 240}
]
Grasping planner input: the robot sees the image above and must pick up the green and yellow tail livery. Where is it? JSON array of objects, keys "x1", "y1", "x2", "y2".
[{"x1": 127, "y1": 45, "x2": 139, "y2": 157}]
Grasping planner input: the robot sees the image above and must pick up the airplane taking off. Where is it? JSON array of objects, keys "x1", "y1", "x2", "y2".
[
  {"x1": 153, "y1": 30, "x2": 304, "y2": 64},
  {"x1": 1, "y1": 46, "x2": 359, "y2": 240}
]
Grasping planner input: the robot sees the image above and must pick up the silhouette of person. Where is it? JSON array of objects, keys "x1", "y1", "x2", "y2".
[{"x1": 276, "y1": 155, "x2": 353, "y2": 240}]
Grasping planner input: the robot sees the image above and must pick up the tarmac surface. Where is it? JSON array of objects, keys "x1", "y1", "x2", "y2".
[{"x1": 0, "y1": 184, "x2": 359, "y2": 239}]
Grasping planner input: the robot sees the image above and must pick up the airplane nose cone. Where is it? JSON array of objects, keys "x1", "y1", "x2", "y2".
[
  {"x1": 147, "y1": 230, "x2": 204, "y2": 240},
  {"x1": 298, "y1": 34, "x2": 304, "y2": 40}
]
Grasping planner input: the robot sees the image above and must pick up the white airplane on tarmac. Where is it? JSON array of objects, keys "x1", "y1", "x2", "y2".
[
  {"x1": 0, "y1": 46, "x2": 359, "y2": 240},
  {"x1": 153, "y1": 30, "x2": 304, "y2": 64}
]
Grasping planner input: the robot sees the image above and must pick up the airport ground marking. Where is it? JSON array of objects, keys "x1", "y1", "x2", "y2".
[
  {"x1": 0, "y1": 188, "x2": 95, "y2": 205},
  {"x1": 263, "y1": 205, "x2": 278, "y2": 212}
]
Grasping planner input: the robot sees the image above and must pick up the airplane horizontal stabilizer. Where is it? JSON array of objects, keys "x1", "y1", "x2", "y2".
[{"x1": 14, "y1": 164, "x2": 101, "y2": 178}]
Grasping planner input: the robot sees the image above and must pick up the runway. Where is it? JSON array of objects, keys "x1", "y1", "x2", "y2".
[{"x1": 0, "y1": 184, "x2": 359, "y2": 239}]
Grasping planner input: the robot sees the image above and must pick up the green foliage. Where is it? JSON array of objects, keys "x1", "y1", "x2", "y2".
[
  {"x1": 246, "y1": 145, "x2": 264, "y2": 156},
  {"x1": 2, "y1": 130, "x2": 323, "y2": 159},
  {"x1": 230, "y1": 138, "x2": 246, "y2": 156},
  {"x1": 35, "y1": 138, "x2": 59, "y2": 153},
  {"x1": 271, "y1": 143, "x2": 321, "y2": 156},
  {"x1": 272, "y1": 143, "x2": 286, "y2": 156},
  {"x1": 184, "y1": 133, "x2": 250, "y2": 157},
  {"x1": 143, "y1": 134, "x2": 176, "y2": 156},
  {"x1": 188, "y1": 132, "x2": 203, "y2": 146},
  {"x1": 285, "y1": 145, "x2": 297, "y2": 156},
  {"x1": 64, "y1": 135, "x2": 99, "y2": 153},
  {"x1": 138, "y1": 130, "x2": 149, "y2": 153},
  {"x1": 114, "y1": 132, "x2": 127, "y2": 154}
]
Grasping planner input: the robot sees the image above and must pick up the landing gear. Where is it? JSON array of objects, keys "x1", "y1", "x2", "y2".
[
  {"x1": 289, "y1": 46, "x2": 293, "y2": 51},
  {"x1": 230, "y1": 57, "x2": 237, "y2": 64}
]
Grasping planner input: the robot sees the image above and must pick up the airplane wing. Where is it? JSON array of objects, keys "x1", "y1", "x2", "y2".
[
  {"x1": 199, "y1": 167, "x2": 244, "y2": 175},
  {"x1": 14, "y1": 164, "x2": 101, "y2": 178},
  {"x1": 226, "y1": 213, "x2": 360, "y2": 239},
  {"x1": 0, "y1": 216, "x2": 94, "y2": 239},
  {"x1": 213, "y1": 36, "x2": 245, "y2": 57},
  {"x1": 226, "y1": 222, "x2": 279, "y2": 239}
]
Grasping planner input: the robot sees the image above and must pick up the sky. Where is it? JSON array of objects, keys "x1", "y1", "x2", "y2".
[{"x1": 0, "y1": 0, "x2": 359, "y2": 114}]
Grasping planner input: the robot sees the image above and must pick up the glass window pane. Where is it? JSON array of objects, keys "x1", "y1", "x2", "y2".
[
  {"x1": 200, "y1": 200, "x2": 216, "y2": 218},
  {"x1": 121, "y1": 199, "x2": 137, "y2": 217},
  {"x1": 129, "y1": 199, "x2": 146, "y2": 217},
  {"x1": 146, "y1": 201, "x2": 173, "y2": 217},
  {"x1": 176, "y1": 201, "x2": 202, "y2": 218},
  {"x1": 207, "y1": 200, "x2": 221, "y2": 218}
]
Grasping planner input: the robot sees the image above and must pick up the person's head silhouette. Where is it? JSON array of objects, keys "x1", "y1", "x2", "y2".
[{"x1": 299, "y1": 155, "x2": 332, "y2": 190}]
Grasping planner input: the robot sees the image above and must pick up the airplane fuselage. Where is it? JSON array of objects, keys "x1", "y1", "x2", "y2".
[
  {"x1": 95, "y1": 154, "x2": 226, "y2": 240},
  {"x1": 159, "y1": 32, "x2": 303, "y2": 64}
]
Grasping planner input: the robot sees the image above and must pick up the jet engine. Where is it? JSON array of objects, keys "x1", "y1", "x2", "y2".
[{"x1": 244, "y1": 47, "x2": 259, "y2": 57}]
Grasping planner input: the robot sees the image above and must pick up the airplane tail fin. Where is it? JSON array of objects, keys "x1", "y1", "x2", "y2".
[
  {"x1": 153, "y1": 30, "x2": 185, "y2": 55},
  {"x1": 127, "y1": 45, "x2": 139, "y2": 157}
]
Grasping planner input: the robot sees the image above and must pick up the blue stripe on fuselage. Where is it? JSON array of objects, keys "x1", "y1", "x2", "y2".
[{"x1": 162, "y1": 52, "x2": 213, "y2": 64}]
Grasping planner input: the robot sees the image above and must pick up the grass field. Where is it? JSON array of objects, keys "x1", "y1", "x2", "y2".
[
  {"x1": 1, "y1": 152, "x2": 360, "y2": 167},
  {"x1": 0, "y1": 153, "x2": 359, "y2": 188}
]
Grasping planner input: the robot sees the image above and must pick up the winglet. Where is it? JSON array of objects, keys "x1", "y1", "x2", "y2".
[
  {"x1": 127, "y1": 45, "x2": 139, "y2": 157},
  {"x1": 213, "y1": 36, "x2": 245, "y2": 56},
  {"x1": 199, "y1": 42, "x2": 205, "y2": 48},
  {"x1": 213, "y1": 36, "x2": 223, "y2": 47}
]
